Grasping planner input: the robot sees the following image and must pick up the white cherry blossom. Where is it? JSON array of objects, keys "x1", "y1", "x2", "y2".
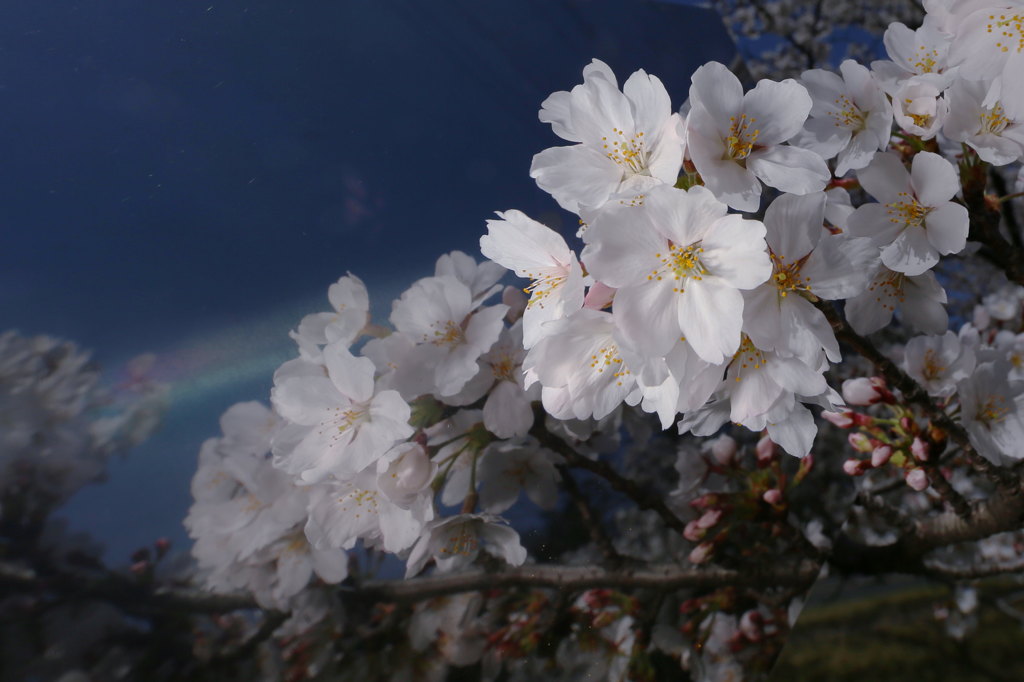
[
  {"x1": 845, "y1": 263, "x2": 949, "y2": 334},
  {"x1": 582, "y1": 184, "x2": 772, "y2": 363},
  {"x1": 944, "y1": 76, "x2": 1024, "y2": 165},
  {"x1": 405, "y1": 514, "x2": 527, "y2": 578},
  {"x1": 800, "y1": 60, "x2": 893, "y2": 176},
  {"x1": 847, "y1": 151, "x2": 968, "y2": 275},
  {"x1": 686, "y1": 61, "x2": 829, "y2": 211},
  {"x1": 479, "y1": 210, "x2": 585, "y2": 348},
  {"x1": 530, "y1": 59, "x2": 685, "y2": 213}
]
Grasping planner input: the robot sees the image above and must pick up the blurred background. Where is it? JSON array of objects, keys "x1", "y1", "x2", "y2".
[{"x1": 0, "y1": 0, "x2": 736, "y2": 563}]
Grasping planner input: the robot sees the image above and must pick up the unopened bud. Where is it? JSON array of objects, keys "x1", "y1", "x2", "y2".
[
  {"x1": 848, "y1": 432, "x2": 873, "y2": 453},
  {"x1": 697, "y1": 509, "x2": 723, "y2": 529},
  {"x1": 905, "y1": 467, "x2": 929, "y2": 491},
  {"x1": 756, "y1": 435, "x2": 777, "y2": 463},
  {"x1": 843, "y1": 458, "x2": 868, "y2": 476},
  {"x1": 739, "y1": 610, "x2": 763, "y2": 642},
  {"x1": 688, "y1": 542, "x2": 714, "y2": 564},
  {"x1": 871, "y1": 445, "x2": 893, "y2": 467},
  {"x1": 822, "y1": 410, "x2": 855, "y2": 428},
  {"x1": 708, "y1": 434, "x2": 737, "y2": 466},
  {"x1": 911, "y1": 436, "x2": 930, "y2": 461},
  {"x1": 155, "y1": 537, "x2": 171, "y2": 559},
  {"x1": 683, "y1": 520, "x2": 705, "y2": 542},
  {"x1": 842, "y1": 377, "x2": 883, "y2": 406},
  {"x1": 762, "y1": 489, "x2": 783, "y2": 505},
  {"x1": 130, "y1": 560, "x2": 150, "y2": 575}
]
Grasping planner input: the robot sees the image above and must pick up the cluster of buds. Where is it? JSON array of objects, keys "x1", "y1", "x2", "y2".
[{"x1": 829, "y1": 377, "x2": 941, "y2": 490}]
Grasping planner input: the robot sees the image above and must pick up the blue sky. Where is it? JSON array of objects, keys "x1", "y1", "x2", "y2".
[{"x1": 1, "y1": 0, "x2": 736, "y2": 562}]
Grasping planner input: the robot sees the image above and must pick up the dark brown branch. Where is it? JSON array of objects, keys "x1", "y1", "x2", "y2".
[
  {"x1": 531, "y1": 420, "x2": 688, "y2": 536},
  {"x1": 354, "y1": 560, "x2": 822, "y2": 603},
  {"x1": 0, "y1": 559, "x2": 261, "y2": 615},
  {"x1": 923, "y1": 558, "x2": 1024, "y2": 580},
  {"x1": 831, "y1": 484, "x2": 1024, "y2": 575},
  {"x1": 557, "y1": 465, "x2": 623, "y2": 565},
  {"x1": 962, "y1": 156, "x2": 1024, "y2": 286}
]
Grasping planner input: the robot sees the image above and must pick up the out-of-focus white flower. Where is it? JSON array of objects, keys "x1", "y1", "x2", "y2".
[
  {"x1": 904, "y1": 331, "x2": 976, "y2": 396},
  {"x1": 405, "y1": 514, "x2": 527, "y2": 578},
  {"x1": 289, "y1": 274, "x2": 369, "y2": 360},
  {"x1": 958, "y1": 359, "x2": 1024, "y2": 464}
]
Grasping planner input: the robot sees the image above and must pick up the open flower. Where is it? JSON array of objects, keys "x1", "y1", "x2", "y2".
[
  {"x1": 530, "y1": 59, "x2": 685, "y2": 213},
  {"x1": 847, "y1": 151, "x2": 968, "y2": 275},
  {"x1": 800, "y1": 60, "x2": 893, "y2": 176},
  {"x1": 582, "y1": 184, "x2": 771, "y2": 363},
  {"x1": 686, "y1": 61, "x2": 829, "y2": 211},
  {"x1": 479, "y1": 210, "x2": 585, "y2": 348},
  {"x1": 405, "y1": 514, "x2": 527, "y2": 578}
]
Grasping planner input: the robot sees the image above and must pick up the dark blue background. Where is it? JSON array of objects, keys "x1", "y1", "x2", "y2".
[{"x1": 0, "y1": 0, "x2": 735, "y2": 562}]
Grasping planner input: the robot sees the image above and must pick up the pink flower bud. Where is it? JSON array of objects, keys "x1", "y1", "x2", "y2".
[
  {"x1": 688, "y1": 542, "x2": 714, "y2": 564},
  {"x1": 709, "y1": 435, "x2": 737, "y2": 466},
  {"x1": 905, "y1": 467, "x2": 929, "y2": 491},
  {"x1": 739, "y1": 610, "x2": 763, "y2": 642},
  {"x1": 697, "y1": 509, "x2": 723, "y2": 529},
  {"x1": 911, "y1": 437, "x2": 930, "y2": 462},
  {"x1": 130, "y1": 560, "x2": 150, "y2": 575},
  {"x1": 842, "y1": 377, "x2": 882, "y2": 406},
  {"x1": 821, "y1": 410, "x2": 855, "y2": 428},
  {"x1": 683, "y1": 520, "x2": 705, "y2": 542},
  {"x1": 848, "y1": 432, "x2": 873, "y2": 453},
  {"x1": 756, "y1": 435, "x2": 776, "y2": 463},
  {"x1": 870, "y1": 445, "x2": 893, "y2": 468},
  {"x1": 843, "y1": 458, "x2": 867, "y2": 476},
  {"x1": 762, "y1": 489, "x2": 783, "y2": 505}
]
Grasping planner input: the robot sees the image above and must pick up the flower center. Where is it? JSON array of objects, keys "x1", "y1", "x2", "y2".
[
  {"x1": 589, "y1": 345, "x2": 631, "y2": 386},
  {"x1": 602, "y1": 127, "x2": 648, "y2": 174},
  {"x1": 865, "y1": 269, "x2": 906, "y2": 313},
  {"x1": 522, "y1": 271, "x2": 566, "y2": 310},
  {"x1": 725, "y1": 114, "x2": 759, "y2": 160},
  {"x1": 428, "y1": 319, "x2": 466, "y2": 348},
  {"x1": 885, "y1": 192, "x2": 931, "y2": 228},
  {"x1": 491, "y1": 352, "x2": 518, "y2": 382},
  {"x1": 921, "y1": 349, "x2": 947, "y2": 381},
  {"x1": 335, "y1": 408, "x2": 365, "y2": 433},
  {"x1": 988, "y1": 13, "x2": 1024, "y2": 53},
  {"x1": 981, "y1": 102, "x2": 1011, "y2": 135},
  {"x1": 731, "y1": 335, "x2": 766, "y2": 382},
  {"x1": 650, "y1": 242, "x2": 708, "y2": 293},
  {"x1": 978, "y1": 395, "x2": 1011, "y2": 426},
  {"x1": 910, "y1": 45, "x2": 940, "y2": 73},
  {"x1": 770, "y1": 252, "x2": 811, "y2": 298},
  {"x1": 441, "y1": 526, "x2": 479, "y2": 556},
  {"x1": 829, "y1": 94, "x2": 867, "y2": 131}
]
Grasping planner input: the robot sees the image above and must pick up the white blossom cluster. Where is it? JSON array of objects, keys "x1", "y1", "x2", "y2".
[
  {"x1": 182, "y1": 1, "x2": 1024, "y2": 677},
  {"x1": 187, "y1": 254, "x2": 570, "y2": 611},
  {"x1": 0, "y1": 332, "x2": 166, "y2": 523}
]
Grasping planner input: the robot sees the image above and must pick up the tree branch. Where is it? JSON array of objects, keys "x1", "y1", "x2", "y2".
[
  {"x1": 352, "y1": 560, "x2": 822, "y2": 603},
  {"x1": 531, "y1": 419, "x2": 689, "y2": 536}
]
